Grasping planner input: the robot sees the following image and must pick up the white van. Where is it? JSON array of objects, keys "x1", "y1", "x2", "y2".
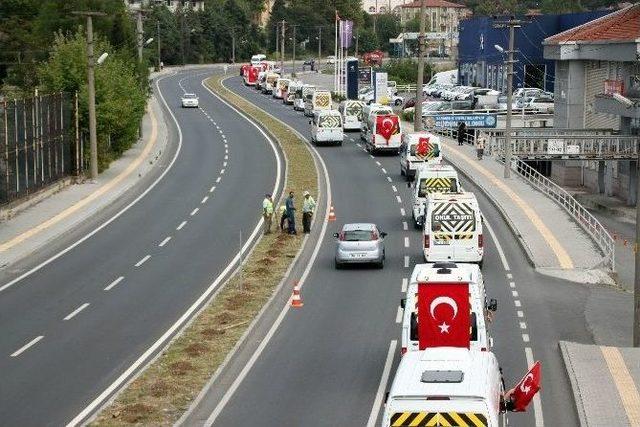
[
  {"x1": 261, "y1": 72, "x2": 279, "y2": 94},
  {"x1": 363, "y1": 113, "x2": 402, "y2": 154},
  {"x1": 295, "y1": 85, "x2": 315, "y2": 111},
  {"x1": 426, "y1": 69, "x2": 458, "y2": 86},
  {"x1": 400, "y1": 132, "x2": 443, "y2": 179},
  {"x1": 400, "y1": 262, "x2": 496, "y2": 355},
  {"x1": 382, "y1": 348, "x2": 507, "y2": 427},
  {"x1": 310, "y1": 110, "x2": 343, "y2": 146},
  {"x1": 304, "y1": 90, "x2": 331, "y2": 117},
  {"x1": 274, "y1": 78, "x2": 290, "y2": 99},
  {"x1": 361, "y1": 103, "x2": 393, "y2": 136},
  {"x1": 286, "y1": 81, "x2": 300, "y2": 105},
  {"x1": 250, "y1": 54, "x2": 267, "y2": 65},
  {"x1": 423, "y1": 192, "x2": 484, "y2": 265},
  {"x1": 411, "y1": 164, "x2": 459, "y2": 227},
  {"x1": 338, "y1": 100, "x2": 366, "y2": 131}
]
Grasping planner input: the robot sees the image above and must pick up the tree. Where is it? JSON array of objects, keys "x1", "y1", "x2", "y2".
[
  {"x1": 357, "y1": 28, "x2": 379, "y2": 53},
  {"x1": 540, "y1": 0, "x2": 584, "y2": 14},
  {"x1": 374, "y1": 13, "x2": 401, "y2": 54},
  {"x1": 476, "y1": 0, "x2": 527, "y2": 15}
]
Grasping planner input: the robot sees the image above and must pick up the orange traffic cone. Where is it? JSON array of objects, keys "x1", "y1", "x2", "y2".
[
  {"x1": 291, "y1": 285, "x2": 304, "y2": 308},
  {"x1": 328, "y1": 205, "x2": 336, "y2": 222}
]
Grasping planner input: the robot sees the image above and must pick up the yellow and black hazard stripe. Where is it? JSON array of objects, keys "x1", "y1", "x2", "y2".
[
  {"x1": 455, "y1": 233, "x2": 474, "y2": 240},
  {"x1": 433, "y1": 232, "x2": 453, "y2": 241},
  {"x1": 390, "y1": 411, "x2": 488, "y2": 427},
  {"x1": 423, "y1": 178, "x2": 455, "y2": 192}
]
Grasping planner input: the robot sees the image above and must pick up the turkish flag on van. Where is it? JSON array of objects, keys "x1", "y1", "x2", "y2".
[{"x1": 417, "y1": 282, "x2": 470, "y2": 349}]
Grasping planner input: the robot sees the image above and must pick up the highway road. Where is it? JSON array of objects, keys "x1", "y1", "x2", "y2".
[
  {"x1": 206, "y1": 76, "x2": 599, "y2": 426},
  {"x1": 0, "y1": 68, "x2": 282, "y2": 426}
]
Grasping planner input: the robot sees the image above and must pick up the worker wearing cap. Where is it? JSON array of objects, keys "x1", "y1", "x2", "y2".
[
  {"x1": 302, "y1": 190, "x2": 316, "y2": 234},
  {"x1": 262, "y1": 193, "x2": 274, "y2": 234}
]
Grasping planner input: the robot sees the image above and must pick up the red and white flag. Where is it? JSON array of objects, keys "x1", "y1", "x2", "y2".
[
  {"x1": 417, "y1": 282, "x2": 470, "y2": 349},
  {"x1": 416, "y1": 136, "x2": 430, "y2": 158},
  {"x1": 511, "y1": 361, "x2": 541, "y2": 412}
]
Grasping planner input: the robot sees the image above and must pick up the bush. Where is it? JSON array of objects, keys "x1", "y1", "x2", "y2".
[
  {"x1": 382, "y1": 59, "x2": 434, "y2": 85},
  {"x1": 401, "y1": 109, "x2": 414, "y2": 123}
]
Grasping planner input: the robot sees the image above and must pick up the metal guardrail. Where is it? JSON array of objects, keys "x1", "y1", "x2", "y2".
[
  {"x1": 493, "y1": 135, "x2": 640, "y2": 160},
  {"x1": 395, "y1": 84, "x2": 417, "y2": 93}
]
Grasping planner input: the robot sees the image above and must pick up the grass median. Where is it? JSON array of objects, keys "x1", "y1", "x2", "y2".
[{"x1": 91, "y1": 74, "x2": 318, "y2": 425}]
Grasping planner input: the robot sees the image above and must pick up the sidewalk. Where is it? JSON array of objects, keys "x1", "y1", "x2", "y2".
[
  {"x1": 438, "y1": 135, "x2": 613, "y2": 285},
  {"x1": 0, "y1": 85, "x2": 169, "y2": 272},
  {"x1": 560, "y1": 341, "x2": 640, "y2": 426}
]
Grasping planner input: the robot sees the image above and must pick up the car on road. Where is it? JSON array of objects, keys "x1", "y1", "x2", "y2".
[
  {"x1": 334, "y1": 223, "x2": 387, "y2": 269},
  {"x1": 327, "y1": 55, "x2": 336, "y2": 64},
  {"x1": 181, "y1": 93, "x2": 199, "y2": 108}
]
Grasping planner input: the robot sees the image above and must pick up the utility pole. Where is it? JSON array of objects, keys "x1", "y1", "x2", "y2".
[
  {"x1": 291, "y1": 25, "x2": 297, "y2": 77},
  {"x1": 280, "y1": 20, "x2": 286, "y2": 74},
  {"x1": 231, "y1": 28, "x2": 236, "y2": 63},
  {"x1": 414, "y1": 0, "x2": 426, "y2": 131},
  {"x1": 636, "y1": 151, "x2": 640, "y2": 346},
  {"x1": 493, "y1": 17, "x2": 523, "y2": 179},
  {"x1": 136, "y1": 10, "x2": 144, "y2": 62},
  {"x1": 180, "y1": 11, "x2": 186, "y2": 65},
  {"x1": 355, "y1": 28, "x2": 359, "y2": 57},
  {"x1": 317, "y1": 26, "x2": 322, "y2": 60},
  {"x1": 156, "y1": 20, "x2": 161, "y2": 71},
  {"x1": 73, "y1": 11, "x2": 105, "y2": 181},
  {"x1": 275, "y1": 22, "x2": 279, "y2": 59}
]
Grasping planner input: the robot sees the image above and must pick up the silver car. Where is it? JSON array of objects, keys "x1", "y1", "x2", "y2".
[{"x1": 334, "y1": 223, "x2": 387, "y2": 269}]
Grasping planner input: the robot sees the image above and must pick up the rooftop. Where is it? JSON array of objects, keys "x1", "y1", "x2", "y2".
[
  {"x1": 399, "y1": 0, "x2": 466, "y2": 8},
  {"x1": 545, "y1": 3, "x2": 640, "y2": 44}
]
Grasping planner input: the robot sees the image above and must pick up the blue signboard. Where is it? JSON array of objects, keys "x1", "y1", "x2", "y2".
[{"x1": 425, "y1": 114, "x2": 497, "y2": 129}]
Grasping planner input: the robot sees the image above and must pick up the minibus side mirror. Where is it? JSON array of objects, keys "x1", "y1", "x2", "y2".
[
  {"x1": 400, "y1": 298, "x2": 406, "y2": 309},
  {"x1": 488, "y1": 298, "x2": 498, "y2": 312},
  {"x1": 308, "y1": 120, "x2": 312, "y2": 125},
  {"x1": 384, "y1": 391, "x2": 389, "y2": 403},
  {"x1": 333, "y1": 232, "x2": 339, "y2": 238},
  {"x1": 407, "y1": 182, "x2": 412, "y2": 188},
  {"x1": 380, "y1": 231, "x2": 388, "y2": 238}
]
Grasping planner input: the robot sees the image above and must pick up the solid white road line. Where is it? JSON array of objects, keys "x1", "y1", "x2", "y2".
[
  {"x1": 159, "y1": 236, "x2": 172, "y2": 247},
  {"x1": 64, "y1": 303, "x2": 90, "y2": 321},
  {"x1": 483, "y1": 218, "x2": 510, "y2": 271},
  {"x1": 401, "y1": 278, "x2": 408, "y2": 293},
  {"x1": 191, "y1": 208, "x2": 199, "y2": 216},
  {"x1": 514, "y1": 300, "x2": 522, "y2": 307},
  {"x1": 392, "y1": 185, "x2": 397, "y2": 192},
  {"x1": 104, "y1": 276, "x2": 124, "y2": 291},
  {"x1": 517, "y1": 310, "x2": 524, "y2": 318},
  {"x1": 404, "y1": 256, "x2": 410, "y2": 268},
  {"x1": 403, "y1": 221, "x2": 408, "y2": 231},
  {"x1": 400, "y1": 208, "x2": 406, "y2": 216},
  {"x1": 395, "y1": 306, "x2": 403, "y2": 323},
  {"x1": 135, "y1": 255, "x2": 151, "y2": 267},
  {"x1": 404, "y1": 237, "x2": 410, "y2": 248},
  {"x1": 366, "y1": 340, "x2": 398, "y2": 427},
  {"x1": 10, "y1": 336, "x2": 44, "y2": 357},
  {"x1": 177, "y1": 220, "x2": 187, "y2": 230},
  {"x1": 209, "y1": 185, "x2": 216, "y2": 193},
  {"x1": 201, "y1": 196, "x2": 209, "y2": 204},
  {"x1": 396, "y1": 195, "x2": 402, "y2": 204},
  {"x1": 525, "y1": 346, "x2": 545, "y2": 427}
]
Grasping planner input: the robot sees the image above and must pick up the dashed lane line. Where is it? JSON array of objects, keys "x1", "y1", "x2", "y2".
[
  {"x1": 403, "y1": 221, "x2": 408, "y2": 231},
  {"x1": 514, "y1": 300, "x2": 522, "y2": 307},
  {"x1": 404, "y1": 256, "x2": 410, "y2": 268},
  {"x1": 10, "y1": 336, "x2": 44, "y2": 358},
  {"x1": 201, "y1": 196, "x2": 209, "y2": 204},
  {"x1": 392, "y1": 185, "x2": 397, "y2": 192},
  {"x1": 104, "y1": 276, "x2": 124, "y2": 291},
  {"x1": 396, "y1": 196, "x2": 402, "y2": 204},
  {"x1": 404, "y1": 237, "x2": 410, "y2": 248},
  {"x1": 177, "y1": 220, "x2": 187, "y2": 230},
  {"x1": 159, "y1": 236, "x2": 172, "y2": 247},
  {"x1": 395, "y1": 307, "x2": 403, "y2": 323},
  {"x1": 509, "y1": 281, "x2": 516, "y2": 288},
  {"x1": 64, "y1": 303, "x2": 90, "y2": 321},
  {"x1": 512, "y1": 290, "x2": 519, "y2": 297},
  {"x1": 220, "y1": 169, "x2": 226, "y2": 174},
  {"x1": 209, "y1": 186, "x2": 216, "y2": 193},
  {"x1": 400, "y1": 208, "x2": 406, "y2": 216},
  {"x1": 216, "y1": 177, "x2": 222, "y2": 183},
  {"x1": 522, "y1": 334, "x2": 530, "y2": 343},
  {"x1": 507, "y1": 273, "x2": 513, "y2": 279},
  {"x1": 381, "y1": 168, "x2": 387, "y2": 174},
  {"x1": 520, "y1": 322, "x2": 527, "y2": 329},
  {"x1": 135, "y1": 255, "x2": 151, "y2": 267},
  {"x1": 387, "y1": 176, "x2": 392, "y2": 183},
  {"x1": 517, "y1": 310, "x2": 524, "y2": 318},
  {"x1": 401, "y1": 278, "x2": 408, "y2": 293},
  {"x1": 191, "y1": 208, "x2": 200, "y2": 216}
]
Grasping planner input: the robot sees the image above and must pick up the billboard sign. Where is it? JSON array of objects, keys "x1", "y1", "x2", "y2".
[
  {"x1": 425, "y1": 114, "x2": 498, "y2": 129},
  {"x1": 373, "y1": 72, "x2": 388, "y2": 104},
  {"x1": 358, "y1": 67, "x2": 372, "y2": 86}
]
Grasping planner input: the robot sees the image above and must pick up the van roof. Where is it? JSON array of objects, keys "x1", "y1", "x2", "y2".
[
  {"x1": 409, "y1": 262, "x2": 481, "y2": 285},
  {"x1": 429, "y1": 192, "x2": 478, "y2": 203},
  {"x1": 389, "y1": 348, "x2": 498, "y2": 401}
]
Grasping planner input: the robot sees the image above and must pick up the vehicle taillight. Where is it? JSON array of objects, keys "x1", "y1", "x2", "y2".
[
  {"x1": 339, "y1": 232, "x2": 346, "y2": 241},
  {"x1": 424, "y1": 234, "x2": 430, "y2": 248},
  {"x1": 401, "y1": 347, "x2": 407, "y2": 355},
  {"x1": 478, "y1": 234, "x2": 483, "y2": 248},
  {"x1": 371, "y1": 231, "x2": 378, "y2": 240},
  {"x1": 371, "y1": 134, "x2": 375, "y2": 144}
]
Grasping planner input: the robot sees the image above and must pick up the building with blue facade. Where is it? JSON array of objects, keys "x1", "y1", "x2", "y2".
[{"x1": 457, "y1": 10, "x2": 610, "y2": 93}]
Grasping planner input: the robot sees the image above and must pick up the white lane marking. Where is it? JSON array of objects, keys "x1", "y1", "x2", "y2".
[
  {"x1": 135, "y1": 255, "x2": 151, "y2": 267},
  {"x1": 392, "y1": 185, "x2": 397, "y2": 192},
  {"x1": 104, "y1": 276, "x2": 124, "y2": 291},
  {"x1": 520, "y1": 322, "x2": 527, "y2": 329},
  {"x1": 209, "y1": 185, "x2": 216, "y2": 193},
  {"x1": 386, "y1": 176, "x2": 392, "y2": 183},
  {"x1": 525, "y1": 346, "x2": 545, "y2": 427},
  {"x1": 64, "y1": 303, "x2": 90, "y2": 321},
  {"x1": 517, "y1": 310, "x2": 524, "y2": 318},
  {"x1": 223, "y1": 161, "x2": 227, "y2": 167},
  {"x1": 177, "y1": 220, "x2": 187, "y2": 230},
  {"x1": 404, "y1": 256, "x2": 410, "y2": 268},
  {"x1": 159, "y1": 236, "x2": 172, "y2": 247},
  {"x1": 522, "y1": 334, "x2": 530, "y2": 343},
  {"x1": 514, "y1": 300, "x2": 521, "y2": 307},
  {"x1": 400, "y1": 208, "x2": 406, "y2": 216},
  {"x1": 201, "y1": 196, "x2": 209, "y2": 204},
  {"x1": 484, "y1": 218, "x2": 510, "y2": 271},
  {"x1": 507, "y1": 273, "x2": 513, "y2": 279},
  {"x1": 369, "y1": 154, "x2": 375, "y2": 159},
  {"x1": 509, "y1": 281, "x2": 516, "y2": 288},
  {"x1": 69, "y1": 73, "x2": 284, "y2": 427},
  {"x1": 375, "y1": 161, "x2": 381, "y2": 166},
  {"x1": 403, "y1": 221, "x2": 408, "y2": 231},
  {"x1": 10, "y1": 336, "x2": 44, "y2": 357},
  {"x1": 381, "y1": 168, "x2": 387, "y2": 174},
  {"x1": 395, "y1": 306, "x2": 403, "y2": 323},
  {"x1": 396, "y1": 195, "x2": 402, "y2": 204},
  {"x1": 356, "y1": 143, "x2": 362, "y2": 147},
  {"x1": 191, "y1": 208, "x2": 199, "y2": 216},
  {"x1": 512, "y1": 290, "x2": 519, "y2": 297},
  {"x1": 0, "y1": 74, "x2": 183, "y2": 295},
  {"x1": 401, "y1": 278, "x2": 408, "y2": 293},
  {"x1": 220, "y1": 169, "x2": 226, "y2": 175},
  {"x1": 404, "y1": 237, "x2": 410, "y2": 248},
  {"x1": 224, "y1": 155, "x2": 228, "y2": 160},
  {"x1": 216, "y1": 176, "x2": 222, "y2": 183},
  {"x1": 366, "y1": 340, "x2": 398, "y2": 427}
]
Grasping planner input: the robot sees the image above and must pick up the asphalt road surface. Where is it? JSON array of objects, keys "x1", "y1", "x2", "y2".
[
  {"x1": 210, "y1": 76, "x2": 598, "y2": 427},
  {"x1": 0, "y1": 69, "x2": 282, "y2": 426}
]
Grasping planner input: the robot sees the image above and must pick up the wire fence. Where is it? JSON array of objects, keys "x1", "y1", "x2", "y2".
[{"x1": 0, "y1": 92, "x2": 80, "y2": 206}]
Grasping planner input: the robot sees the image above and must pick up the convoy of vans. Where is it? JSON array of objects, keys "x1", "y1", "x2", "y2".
[
  {"x1": 338, "y1": 100, "x2": 366, "y2": 131},
  {"x1": 310, "y1": 110, "x2": 344, "y2": 146},
  {"x1": 411, "y1": 164, "x2": 460, "y2": 227},
  {"x1": 274, "y1": 78, "x2": 290, "y2": 99},
  {"x1": 399, "y1": 131, "x2": 443, "y2": 179},
  {"x1": 304, "y1": 90, "x2": 332, "y2": 116}
]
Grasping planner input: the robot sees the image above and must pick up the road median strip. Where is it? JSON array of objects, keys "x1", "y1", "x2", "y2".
[{"x1": 91, "y1": 74, "x2": 318, "y2": 426}]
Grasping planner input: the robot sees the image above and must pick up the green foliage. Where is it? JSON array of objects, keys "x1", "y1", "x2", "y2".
[
  {"x1": 540, "y1": 0, "x2": 584, "y2": 14},
  {"x1": 382, "y1": 59, "x2": 433, "y2": 85},
  {"x1": 374, "y1": 13, "x2": 401, "y2": 54},
  {"x1": 358, "y1": 29, "x2": 379, "y2": 53}
]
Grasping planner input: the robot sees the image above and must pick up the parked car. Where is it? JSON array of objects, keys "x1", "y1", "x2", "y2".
[
  {"x1": 303, "y1": 58, "x2": 315, "y2": 66},
  {"x1": 327, "y1": 55, "x2": 336, "y2": 64},
  {"x1": 518, "y1": 96, "x2": 555, "y2": 113},
  {"x1": 181, "y1": 93, "x2": 199, "y2": 108},
  {"x1": 513, "y1": 87, "x2": 553, "y2": 99},
  {"x1": 334, "y1": 223, "x2": 387, "y2": 269}
]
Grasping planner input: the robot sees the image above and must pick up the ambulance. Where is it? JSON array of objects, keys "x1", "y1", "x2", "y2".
[
  {"x1": 382, "y1": 348, "x2": 508, "y2": 427},
  {"x1": 400, "y1": 132, "x2": 443, "y2": 179},
  {"x1": 310, "y1": 109, "x2": 344, "y2": 146},
  {"x1": 423, "y1": 192, "x2": 484, "y2": 265},
  {"x1": 400, "y1": 262, "x2": 496, "y2": 355},
  {"x1": 274, "y1": 77, "x2": 290, "y2": 99},
  {"x1": 294, "y1": 85, "x2": 315, "y2": 111},
  {"x1": 411, "y1": 165, "x2": 460, "y2": 227},
  {"x1": 338, "y1": 100, "x2": 366, "y2": 131},
  {"x1": 304, "y1": 90, "x2": 332, "y2": 117}
]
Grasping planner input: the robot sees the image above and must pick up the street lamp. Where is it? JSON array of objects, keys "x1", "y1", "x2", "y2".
[
  {"x1": 145, "y1": 37, "x2": 154, "y2": 46},
  {"x1": 495, "y1": 42, "x2": 513, "y2": 178}
]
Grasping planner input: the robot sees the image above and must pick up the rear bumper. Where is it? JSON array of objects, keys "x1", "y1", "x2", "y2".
[
  {"x1": 423, "y1": 249, "x2": 483, "y2": 263},
  {"x1": 343, "y1": 122, "x2": 361, "y2": 131}
]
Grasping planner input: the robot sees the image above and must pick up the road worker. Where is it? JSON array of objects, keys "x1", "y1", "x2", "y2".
[
  {"x1": 302, "y1": 191, "x2": 316, "y2": 234},
  {"x1": 262, "y1": 193, "x2": 274, "y2": 234}
]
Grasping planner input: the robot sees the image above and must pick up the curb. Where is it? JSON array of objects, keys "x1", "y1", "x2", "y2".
[
  {"x1": 558, "y1": 341, "x2": 589, "y2": 427},
  {"x1": 0, "y1": 177, "x2": 74, "y2": 222}
]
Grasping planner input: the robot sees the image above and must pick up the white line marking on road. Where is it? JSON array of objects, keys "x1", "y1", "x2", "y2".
[
  {"x1": 404, "y1": 256, "x2": 410, "y2": 268},
  {"x1": 484, "y1": 218, "x2": 510, "y2": 271},
  {"x1": 190, "y1": 208, "x2": 199, "y2": 216},
  {"x1": 381, "y1": 168, "x2": 387, "y2": 174},
  {"x1": 404, "y1": 237, "x2": 410, "y2": 248},
  {"x1": 135, "y1": 255, "x2": 151, "y2": 267},
  {"x1": 158, "y1": 236, "x2": 172, "y2": 247},
  {"x1": 522, "y1": 333, "x2": 530, "y2": 342},
  {"x1": 520, "y1": 322, "x2": 527, "y2": 329},
  {"x1": 401, "y1": 278, "x2": 408, "y2": 293},
  {"x1": 507, "y1": 273, "x2": 513, "y2": 279},
  {"x1": 387, "y1": 176, "x2": 392, "y2": 183},
  {"x1": 400, "y1": 208, "x2": 406, "y2": 216},
  {"x1": 395, "y1": 307, "x2": 403, "y2": 323},
  {"x1": 356, "y1": 143, "x2": 362, "y2": 147},
  {"x1": 216, "y1": 176, "x2": 221, "y2": 183},
  {"x1": 366, "y1": 340, "x2": 398, "y2": 427},
  {"x1": 403, "y1": 221, "x2": 408, "y2": 231},
  {"x1": 209, "y1": 185, "x2": 216, "y2": 193},
  {"x1": 177, "y1": 221, "x2": 187, "y2": 230},
  {"x1": 525, "y1": 346, "x2": 545, "y2": 427},
  {"x1": 201, "y1": 196, "x2": 209, "y2": 204},
  {"x1": 224, "y1": 155, "x2": 228, "y2": 160},
  {"x1": 223, "y1": 161, "x2": 227, "y2": 167},
  {"x1": 517, "y1": 310, "x2": 524, "y2": 318},
  {"x1": 512, "y1": 290, "x2": 519, "y2": 297},
  {"x1": 64, "y1": 303, "x2": 90, "y2": 320},
  {"x1": 220, "y1": 169, "x2": 225, "y2": 174},
  {"x1": 104, "y1": 276, "x2": 124, "y2": 291},
  {"x1": 376, "y1": 161, "x2": 381, "y2": 166},
  {"x1": 509, "y1": 281, "x2": 516, "y2": 288},
  {"x1": 392, "y1": 185, "x2": 397, "y2": 192},
  {"x1": 10, "y1": 336, "x2": 44, "y2": 357},
  {"x1": 396, "y1": 195, "x2": 402, "y2": 204},
  {"x1": 369, "y1": 154, "x2": 375, "y2": 159},
  {"x1": 514, "y1": 300, "x2": 521, "y2": 307}
]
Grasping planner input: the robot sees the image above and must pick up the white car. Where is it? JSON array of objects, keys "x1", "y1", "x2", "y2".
[
  {"x1": 326, "y1": 55, "x2": 336, "y2": 64},
  {"x1": 518, "y1": 96, "x2": 554, "y2": 113},
  {"x1": 181, "y1": 93, "x2": 199, "y2": 108}
]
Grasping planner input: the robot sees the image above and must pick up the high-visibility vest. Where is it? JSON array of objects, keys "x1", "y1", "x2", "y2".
[{"x1": 263, "y1": 198, "x2": 274, "y2": 215}]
